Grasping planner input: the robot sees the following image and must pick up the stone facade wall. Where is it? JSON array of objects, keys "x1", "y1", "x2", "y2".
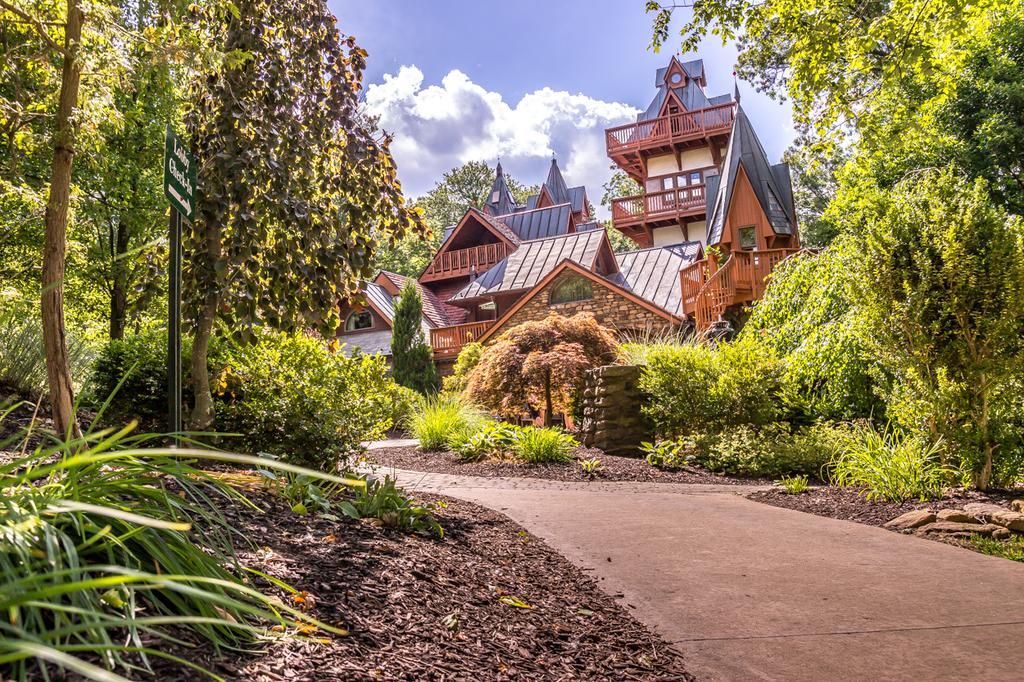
[
  {"x1": 490, "y1": 270, "x2": 676, "y2": 338},
  {"x1": 578, "y1": 365, "x2": 652, "y2": 456}
]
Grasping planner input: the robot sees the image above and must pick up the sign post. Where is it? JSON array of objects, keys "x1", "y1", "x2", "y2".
[{"x1": 163, "y1": 125, "x2": 196, "y2": 437}]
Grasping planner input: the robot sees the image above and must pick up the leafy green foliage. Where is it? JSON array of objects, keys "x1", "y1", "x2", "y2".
[
  {"x1": 778, "y1": 475, "x2": 810, "y2": 495},
  {"x1": 390, "y1": 281, "x2": 440, "y2": 395},
  {"x1": 741, "y1": 241, "x2": 880, "y2": 422},
  {"x1": 579, "y1": 457, "x2": 602, "y2": 475},
  {"x1": 0, "y1": 419, "x2": 344, "y2": 680},
  {"x1": 215, "y1": 332, "x2": 396, "y2": 471},
  {"x1": 641, "y1": 439, "x2": 692, "y2": 470},
  {"x1": 442, "y1": 341, "x2": 483, "y2": 394},
  {"x1": 782, "y1": 133, "x2": 847, "y2": 246},
  {"x1": 183, "y1": 1, "x2": 423, "y2": 427},
  {"x1": 345, "y1": 475, "x2": 443, "y2": 538},
  {"x1": 826, "y1": 423, "x2": 955, "y2": 502},
  {"x1": 848, "y1": 168, "x2": 1024, "y2": 488},
  {"x1": 466, "y1": 313, "x2": 618, "y2": 424},
  {"x1": 454, "y1": 422, "x2": 526, "y2": 462},
  {"x1": 512, "y1": 427, "x2": 578, "y2": 464},
  {"x1": 408, "y1": 394, "x2": 488, "y2": 452},
  {"x1": 639, "y1": 336, "x2": 783, "y2": 436},
  {"x1": 969, "y1": 534, "x2": 1024, "y2": 562},
  {"x1": 0, "y1": 297, "x2": 92, "y2": 395}
]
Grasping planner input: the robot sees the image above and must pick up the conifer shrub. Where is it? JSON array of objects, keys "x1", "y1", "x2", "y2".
[{"x1": 390, "y1": 281, "x2": 440, "y2": 395}]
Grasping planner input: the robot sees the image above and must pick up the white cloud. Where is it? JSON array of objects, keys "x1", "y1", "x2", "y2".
[{"x1": 364, "y1": 66, "x2": 639, "y2": 217}]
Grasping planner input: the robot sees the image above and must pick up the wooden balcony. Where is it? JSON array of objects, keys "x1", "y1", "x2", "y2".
[
  {"x1": 606, "y1": 103, "x2": 736, "y2": 178},
  {"x1": 611, "y1": 184, "x2": 707, "y2": 229},
  {"x1": 421, "y1": 242, "x2": 512, "y2": 283},
  {"x1": 680, "y1": 248, "x2": 804, "y2": 331},
  {"x1": 430, "y1": 320, "x2": 494, "y2": 358}
]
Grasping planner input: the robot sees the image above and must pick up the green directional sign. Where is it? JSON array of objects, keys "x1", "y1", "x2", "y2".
[{"x1": 163, "y1": 125, "x2": 196, "y2": 221}]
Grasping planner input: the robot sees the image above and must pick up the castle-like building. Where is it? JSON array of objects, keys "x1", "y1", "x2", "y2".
[{"x1": 339, "y1": 56, "x2": 801, "y2": 369}]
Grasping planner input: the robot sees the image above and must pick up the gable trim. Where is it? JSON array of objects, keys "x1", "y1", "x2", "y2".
[{"x1": 477, "y1": 259, "x2": 681, "y2": 344}]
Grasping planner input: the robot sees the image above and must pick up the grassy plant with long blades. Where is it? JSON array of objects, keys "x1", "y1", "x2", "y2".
[{"x1": 0, "y1": 410, "x2": 356, "y2": 680}]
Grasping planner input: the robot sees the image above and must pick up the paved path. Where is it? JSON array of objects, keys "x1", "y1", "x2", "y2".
[{"x1": 369, "y1": 464, "x2": 1024, "y2": 681}]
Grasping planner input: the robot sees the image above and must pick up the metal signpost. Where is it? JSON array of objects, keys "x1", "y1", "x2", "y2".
[{"x1": 163, "y1": 125, "x2": 196, "y2": 436}]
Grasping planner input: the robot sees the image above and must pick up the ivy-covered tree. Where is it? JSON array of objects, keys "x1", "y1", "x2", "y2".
[
  {"x1": 389, "y1": 281, "x2": 439, "y2": 395},
  {"x1": 848, "y1": 168, "x2": 1024, "y2": 490},
  {"x1": 184, "y1": 1, "x2": 423, "y2": 427},
  {"x1": 466, "y1": 313, "x2": 618, "y2": 426}
]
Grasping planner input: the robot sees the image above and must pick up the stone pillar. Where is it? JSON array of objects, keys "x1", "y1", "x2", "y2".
[{"x1": 578, "y1": 365, "x2": 652, "y2": 456}]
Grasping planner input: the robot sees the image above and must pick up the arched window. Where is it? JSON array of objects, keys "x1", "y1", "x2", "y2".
[
  {"x1": 549, "y1": 275, "x2": 593, "y2": 305},
  {"x1": 345, "y1": 310, "x2": 373, "y2": 331}
]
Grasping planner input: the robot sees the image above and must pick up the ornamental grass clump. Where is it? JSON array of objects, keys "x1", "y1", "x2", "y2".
[
  {"x1": 408, "y1": 394, "x2": 488, "y2": 452},
  {"x1": 0, "y1": 412, "x2": 348, "y2": 680},
  {"x1": 512, "y1": 428, "x2": 577, "y2": 464},
  {"x1": 826, "y1": 423, "x2": 956, "y2": 501}
]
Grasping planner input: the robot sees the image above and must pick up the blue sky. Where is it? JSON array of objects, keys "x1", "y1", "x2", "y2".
[{"x1": 329, "y1": 0, "x2": 795, "y2": 213}]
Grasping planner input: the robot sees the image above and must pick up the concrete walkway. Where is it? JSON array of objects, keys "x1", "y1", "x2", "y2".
[{"x1": 374, "y1": 465, "x2": 1024, "y2": 681}]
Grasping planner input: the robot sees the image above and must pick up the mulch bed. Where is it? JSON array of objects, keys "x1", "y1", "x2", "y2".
[
  {"x1": 152, "y1": 489, "x2": 693, "y2": 681},
  {"x1": 748, "y1": 486, "x2": 1021, "y2": 527},
  {"x1": 365, "y1": 445, "x2": 770, "y2": 486}
]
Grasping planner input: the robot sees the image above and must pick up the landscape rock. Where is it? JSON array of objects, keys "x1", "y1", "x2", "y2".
[
  {"x1": 884, "y1": 509, "x2": 936, "y2": 530},
  {"x1": 1011, "y1": 499, "x2": 1024, "y2": 513},
  {"x1": 993, "y1": 528, "x2": 1013, "y2": 540},
  {"x1": 962, "y1": 502, "x2": 1006, "y2": 520},
  {"x1": 916, "y1": 521, "x2": 1004, "y2": 538},
  {"x1": 936, "y1": 509, "x2": 980, "y2": 524},
  {"x1": 987, "y1": 510, "x2": 1024, "y2": 532}
]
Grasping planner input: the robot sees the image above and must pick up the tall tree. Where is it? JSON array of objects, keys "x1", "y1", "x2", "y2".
[
  {"x1": 599, "y1": 168, "x2": 645, "y2": 253},
  {"x1": 184, "y1": 1, "x2": 422, "y2": 428},
  {"x1": 781, "y1": 133, "x2": 846, "y2": 247},
  {"x1": 389, "y1": 280, "x2": 439, "y2": 395}
]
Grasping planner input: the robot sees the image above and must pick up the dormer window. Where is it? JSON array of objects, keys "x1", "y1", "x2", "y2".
[
  {"x1": 344, "y1": 310, "x2": 373, "y2": 331},
  {"x1": 491, "y1": 191, "x2": 500, "y2": 203}
]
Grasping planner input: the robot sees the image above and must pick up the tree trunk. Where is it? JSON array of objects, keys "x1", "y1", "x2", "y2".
[
  {"x1": 41, "y1": 0, "x2": 84, "y2": 439},
  {"x1": 108, "y1": 222, "x2": 130, "y2": 339},
  {"x1": 543, "y1": 370, "x2": 553, "y2": 428},
  {"x1": 973, "y1": 384, "x2": 993, "y2": 490},
  {"x1": 189, "y1": 292, "x2": 218, "y2": 430}
]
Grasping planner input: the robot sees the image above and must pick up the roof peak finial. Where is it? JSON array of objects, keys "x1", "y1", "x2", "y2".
[{"x1": 733, "y1": 71, "x2": 741, "y2": 104}]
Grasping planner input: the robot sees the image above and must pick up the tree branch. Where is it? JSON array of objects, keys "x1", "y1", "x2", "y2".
[{"x1": 0, "y1": 0, "x2": 66, "y2": 55}]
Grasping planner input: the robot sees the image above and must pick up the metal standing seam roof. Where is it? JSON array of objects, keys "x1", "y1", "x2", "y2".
[
  {"x1": 448, "y1": 229, "x2": 607, "y2": 302},
  {"x1": 706, "y1": 106, "x2": 796, "y2": 245},
  {"x1": 494, "y1": 203, "x2": 573, "y2": 241},
  {"x1": 362, "y1": 282, "x2": 396, "y2": 322},
  {"x1": 614, "y1": 242, "x2": 703, "y2": 317}
]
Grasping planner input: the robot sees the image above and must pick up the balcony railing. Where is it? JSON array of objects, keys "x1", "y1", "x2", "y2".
[
  {"x1": 606, "y1": 102, "x2": 736, "y2": 155},
  {"x1": 421, "y1": 242, "x2": 512, "y2": 282},
  {"x1": 611, "y1": 184, "x2": 706, "y2": 226},
  {"x1": 430, "y1": 320, "x2": 494, "y2": 358}
]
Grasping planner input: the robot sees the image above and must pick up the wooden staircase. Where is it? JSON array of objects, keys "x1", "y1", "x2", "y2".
[{"x1": 680, "y1": 248, "x2": 807, "y2": 332}]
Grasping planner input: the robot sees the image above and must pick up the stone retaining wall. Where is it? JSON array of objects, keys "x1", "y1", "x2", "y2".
[{"x1": 578, "y1": 364, "x2": 651, "y2": 456}]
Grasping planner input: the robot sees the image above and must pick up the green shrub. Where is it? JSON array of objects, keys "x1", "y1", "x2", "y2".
[
  {"x1": 0, "y1": 419, "x2": 340, "y2": 679},
  {"x1": 388, "y1": 384, "x2": 421, "y2": 434},
  {"x1": 453, "y1": 421, "x2": 525, "y2": 462},
  {"x1": 86, "y1": 329, "x2": 201, "y2": 425},
  {"x1": 442, "y1": 341, "x2": 484, "y2": 394},
  {"x1": 579, "y1": 457, "x2": 602, "y2": 475},
  {"x1": 512, "y1": 427, "x2": 577, "y2": 463},
  {"x1": 216, "y1": 331, "x2": 396, "y2": 470},
  {"x1": 826, "y1": 423, "x2": 956, "y2": 501},
  {"x1": 639, "y1": 336, "x2": 784, "y2": 436},
  {"x1": 408, "y1": 394, "x2": 488, "y2": 452}
]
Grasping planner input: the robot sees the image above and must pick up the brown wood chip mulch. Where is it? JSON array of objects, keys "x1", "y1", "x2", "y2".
[
  {"x1": 153, "y1": 490, "x2": 693, "y2": 681},
  {"x1": 364, "y1": 445, "x2": 770, "y2": 486},
  {"x1": 748, "y1": 486, "x2": 1020, "y2": 527}
]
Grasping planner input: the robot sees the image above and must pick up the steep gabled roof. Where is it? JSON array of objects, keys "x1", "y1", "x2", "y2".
[
  {"x1": 543, "y1": 158, "x2": 570, "y2": 204},
  {"x1": 495, "y1": 203, "x2": 573, "y2": 241},
  {"x1": 526, "y1": 186, "x2": 587, "y2": 214},
  {"x1": 639, "y1": 56, "x2": 730, "y2": 122},
  {"x1": 706, "y1": 106, "x2": 797, "y2": 245},
  {"x1": 362, "y1": 282, "x2": 397, "y2": 324},
  {"x1": 483, "y1": 162, "x2": 516, "y2": 217},
  {"x1": 614, "y1": 242, "x2": 703, "y2": 317},
  {"x1": 375, "y1": 271, "x2": 449, "y2": 328},
  {"x1": 477, "y1": 259, "x2": 682, "y2": 344},
  {"x1": 448, "y1": 229, "x2": 609, "y2": 302}
]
